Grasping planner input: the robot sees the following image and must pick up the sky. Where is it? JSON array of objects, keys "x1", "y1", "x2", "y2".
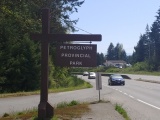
[{"x1": 71, "y1": 0, "x2": 160, "y2": 55}]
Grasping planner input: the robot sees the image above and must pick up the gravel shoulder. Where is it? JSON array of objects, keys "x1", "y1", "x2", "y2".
[{"x1": 73, "y1": 102, "x2": 125, "y2": 120}]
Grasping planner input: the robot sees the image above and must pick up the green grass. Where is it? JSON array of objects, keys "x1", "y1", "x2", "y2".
[
  {"x1": 115, "y1": 104, "x2": 131, "y2": 120},
  {"x1": 0, "y1": 81, "x2": 92, "y2": 98},
  {"x1": 105, "y1": 67, "x2": 160, "y2": 76},
  {"x1": 0, "y1": 101, "x2": 90, "y2": 120},
  {"x1": 56, "y1": 100, "x2": 79, "y2": 108},
  {"x1": 0, "y1": 108, "x2": 38, "y2": 120}
]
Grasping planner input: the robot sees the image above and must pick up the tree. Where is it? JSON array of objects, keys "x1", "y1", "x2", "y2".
[
  {"x1": 0, "y1": 0, "x2": 85, "y2": 92},
  {"x1": 106, "y1": 43, "x2": 115, "y2": 60},
  {"x1": 0, "y1": 1, "x2": 41, "y2": 92},
  {"x1": 131, "y1": 8, "x2": 160, "y2": 71},
  {"x1": 106, "y1": 42, "x2": 126, "y2": 61},
  {"x1": 97, "y1": 52, "x2": 105, "y2": 66},
  {"x1": 114, "y1": 43, "x2": 126, "y2": 60},
  {"x1": 121, "y1": 50, "x2": 127, "y2": 61},
  {"x1": 141, "y1": 25, "x2": 151, "y2": 60},
  {"x1": 133, "y1": 34, "x2": 146, "y2": 63},
  {"x1": 149, "y1": 8, "x2": 160, "y2": 70}
]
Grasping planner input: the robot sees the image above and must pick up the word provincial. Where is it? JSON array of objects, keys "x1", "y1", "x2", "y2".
[{"x1": 61, "y1": 53, "x2": 90, "y2": 58}]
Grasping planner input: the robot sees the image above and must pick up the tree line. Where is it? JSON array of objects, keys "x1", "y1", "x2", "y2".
[
  {"x1": 97, "y1": 43, "x2": 127, "y2": 66},
  {"x1": 0, "y1": 0, "x2": 84, "y2": 93},
  {"x1": 132, "y1": 7, "x2": 160, "y2": 71},
  {"x1": 97, "y1": 7, "x2": 160, "y2": 71}
]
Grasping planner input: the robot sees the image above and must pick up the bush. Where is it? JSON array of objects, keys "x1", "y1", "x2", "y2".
[
  {"x1": 57, "y1": 100, "x2": 79, "y2": 108},
  {"x1": 105, "y1": 67, "x2": 121, "y2": 73},
  {"x1": 57, "y1": 102, "x2": 68, "y2": 108},
  {"x1": 68, "y1": 100, "x2": 79, "y2": 106},
  {"x1": 2, "y1": 113, "x2": 10, "y2": 117},
  {"x1": 49, "y1": 74, "x2": 90, "y2": 89},
  {"x1": 133, "y1": 62, "x2": 149, "y2": 71}
]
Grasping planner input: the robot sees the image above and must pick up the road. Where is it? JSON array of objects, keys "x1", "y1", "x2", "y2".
[
  {"x1": 0, "y1": 74, "x2": 160, "y2": 120},
  {"x1": 83, "y1": 74, "x2": 160, "y2": 120}
]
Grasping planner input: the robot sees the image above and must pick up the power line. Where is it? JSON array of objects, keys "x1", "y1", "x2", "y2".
[
  {"x1": 58, "y1": 17, "x2": 92, "y2": 34},
  {"x1": 73, "y1": 25, "x2": 92, "y2": 34}
]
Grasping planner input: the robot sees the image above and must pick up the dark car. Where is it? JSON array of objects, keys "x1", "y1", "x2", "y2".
[{"x1": 108, "y1": 74, "x2": 125, "y2": 86}]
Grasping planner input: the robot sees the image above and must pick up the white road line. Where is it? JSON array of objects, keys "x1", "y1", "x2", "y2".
[
  {"x1": 109, "y1": 87, "x2": 134, "y2": 99},
  {"x1": 128, "y1": 95, "x2": 134, "y2": 99},
  {"x1": 107, "y1": 86, "x2": 160, "y2": 110},
  {"x1": 119, "y1": 90, "x2": 122, "y2": 93},
  {"x1": 137, "y1": 99, "x2": 160, "y2": 110}
]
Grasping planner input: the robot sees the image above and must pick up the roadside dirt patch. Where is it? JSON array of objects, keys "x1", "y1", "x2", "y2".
[{"x1": 73, "y1": 102, "x2": 125, "y2": 120}]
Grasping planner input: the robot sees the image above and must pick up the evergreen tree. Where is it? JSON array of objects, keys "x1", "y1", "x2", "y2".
[
  {"x1": 0, "y1": 0, "x2": 85, "y2": 92},
  {"x1": 106, "y1": 43, "x2": 126, "y2": 61},
  {"x1": 143, "y1": 24, "x2": 151, "y2": 60},
  {"x1": 131, "y1": 7, "x2": 160, "y2": 71},
  {"x1": 114, "y1": 43, "x2": 126, "y2": 60},
  {"x1": 106, "y1": 43, "x2": 115, "y2": 60},
  {"x1": 121, "y1": 50, "x2": 127, "y2": 61},
  {"x1": 150, "y1": 8, "x2": 160, "y2": 70},
  {"x1": 100, "y1": 53, "x2": 105, "y2": 64},
  {"x1": 0, "y1": 1, "x2": 41, "y2": 92},
  {"x1": 97, "y1": 52, "x2": 105, "y2": 66},
  {"x1": 133, "y1": 34, "x2": 146, "y2": 63}
]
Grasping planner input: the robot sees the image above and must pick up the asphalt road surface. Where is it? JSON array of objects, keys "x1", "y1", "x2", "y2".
[
  {"x1": 0, "y1": 74, "x2": 160, "y2": 120},
  {"x1": 82, "y1": 74, "x2": 160, "y2": 120}
]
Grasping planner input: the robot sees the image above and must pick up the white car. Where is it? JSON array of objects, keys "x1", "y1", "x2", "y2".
[
  {"x1": 88, "y1": 72, "x2": 96, "y2": 79},
  {"x1": 83, "y1": 71, "x2": 89, "y2": 76}
]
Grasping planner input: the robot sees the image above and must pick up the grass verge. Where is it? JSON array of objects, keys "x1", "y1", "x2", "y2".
[
  {"x1": 105, "y1": 67, "x2": 160, "y2": 76},
  {"x1": 55, "y1": 101, "x2": 90, "y2": 120},
  {"x1": 0, "y1": 82, "x2": 92, "y2": 98},
  {"x1": 115, "y1": 104, "x2": 131, "y2": 120},
  {"x1": 0, "y1": 100, "x2": 90, "y2": 120}
]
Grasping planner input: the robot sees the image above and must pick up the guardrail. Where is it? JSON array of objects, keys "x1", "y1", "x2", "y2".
[{"x1": 71, "y1": 72, "x2": 131, "y2": 79}]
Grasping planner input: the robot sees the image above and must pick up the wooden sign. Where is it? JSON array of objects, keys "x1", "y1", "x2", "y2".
[
  {"x1": 55, "y1": 44, "x2": 97, "y2": 67},
  {"x1": 30, "y1": 8, "x2": 102, "y2": 119}
]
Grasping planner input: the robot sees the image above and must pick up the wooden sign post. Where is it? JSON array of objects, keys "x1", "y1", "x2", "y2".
[{"x1": 31, "y1": 8, "x2": 102, "y2": 119}]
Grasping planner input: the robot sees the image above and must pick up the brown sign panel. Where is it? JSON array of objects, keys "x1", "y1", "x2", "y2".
[{"x1": 55, "y1": 44, "x2": 97, "y2": 67}]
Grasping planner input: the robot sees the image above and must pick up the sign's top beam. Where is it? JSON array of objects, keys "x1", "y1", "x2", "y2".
[{"x1": 31, "y1": 34, "x2": 102, "y2": 42}]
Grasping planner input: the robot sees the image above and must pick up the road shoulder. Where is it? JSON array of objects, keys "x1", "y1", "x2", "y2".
[{"x1": 73, "y1": 102, "x2": 125, "y2": 120}]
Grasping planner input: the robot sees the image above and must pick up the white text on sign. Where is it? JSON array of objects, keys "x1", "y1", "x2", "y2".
[{"x1": 60, "y1": 45, "x2": 93, "y2": 50}]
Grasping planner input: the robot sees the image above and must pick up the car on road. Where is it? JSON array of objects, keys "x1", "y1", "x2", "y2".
[
  {"x1": 108, "y1": 74, "x2": 125, "y2": 86},
  {"x1": 83, "y1": 71, "x2": 89, "y2": 76},
  {"x1": 88, "y1": 72, "x2": 96, "y2": 79}
]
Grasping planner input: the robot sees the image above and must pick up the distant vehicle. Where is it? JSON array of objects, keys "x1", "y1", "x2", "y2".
[
  {"x1": 108, "y1": 74, "x2": 125, "y2": 86},
  {"x1": 119, "y1": 65, "x2": 123, "y2": 69},
  {"x1": 88, "y1": 72, "x2": 96, "y2": 79},
  {"x1": 83, "y1": 71, "x2": 89, "y2": 76},
  {"x1": 115, "y1": 64, "x2": 123, "y2": 69},
  {"x1": 114, "y1": 64, "x2": 120, "y2": 68},
  {"x1": 126, "y1": 64, "x2": 132, "y2": 67}
]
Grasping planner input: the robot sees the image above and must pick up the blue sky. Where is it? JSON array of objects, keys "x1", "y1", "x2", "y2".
[{"x1": 71, "y1": 0, "x2": 160, "y2": 55}]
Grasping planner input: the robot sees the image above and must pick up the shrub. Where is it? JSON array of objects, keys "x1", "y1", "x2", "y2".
[
  {"x1": 57, "y1": 102, "x2": 68, "y2": 108},
  {"x1": 133, "y1": 62, "x2": 149, "y2": 71},
  {"x1": 115, "y1": 104, "x2": 130, "y2": 120},
  {"x1": 68, "y1": 100, "x2": 79, "y2": 106},
  {"x1": 2, "y1": 113, "x2": 10, "y2": 117},
  {"x1": 56, "y1": 100, "x2": 79, "y2": 108}
]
